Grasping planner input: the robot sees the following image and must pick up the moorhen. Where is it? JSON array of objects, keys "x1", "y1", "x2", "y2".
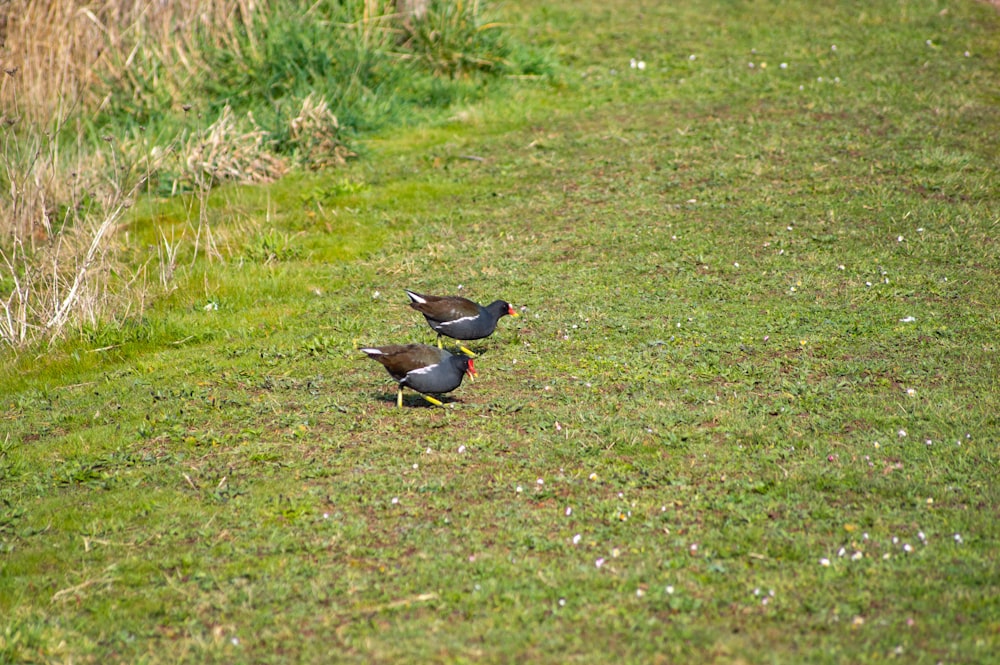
[
  {"x1": 361, "y1": 343, "x2": 476, "y2": 407},
  {"x1": 405, "y1": 289, "x2": 518, "y2": 355}
]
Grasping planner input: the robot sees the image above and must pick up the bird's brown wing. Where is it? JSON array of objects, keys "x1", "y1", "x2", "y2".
[{"x1": 410, "y1": 294, "x2": 481, "y2": 322}]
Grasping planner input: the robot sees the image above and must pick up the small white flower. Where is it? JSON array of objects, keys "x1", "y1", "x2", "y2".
[
  {"x1": 898, "y1": 429, "x2": 907, "y2": 438},
  {"x1": 565, "y1": 507, "x2": 573, "y2": 516},
  {"x1": 665, "y1": 585, "x2": 675, "y2": 594},
  {"x1": 925, "y1": 439, "x2": 933, "y2": 446},
  {"x1": 893, "y1": 536, "x2": 899, "y2": 544},
  {"x1": 917, "y1": 227, "x2": 925, "y2": 232},
  {"x1": 322, "y1": 513, "x2": 330, "y2": 519},
  {"x1": 372, "y1": 291, "x2": 381, "y2": 299},
  {"x1": 897, "y1": 235, "x2": 904, "y2": 242},
  {"x1": 906, "y1": 388, "x2": 916, "y2": 396},
  {"x1": 748, "y1": 62, "x2": 756, "y2": 68},
  {"x1": 918, "y1": 531, "x2": 926, "y2": 542},
  {"x1": 690, "y1": 543, "x2": 698, "y2": 553},
  {"x1": 516, "y1": 485, "x2": 523, "y2": 493},
  {"x1": 863, "y1": 532, "x2": 869, "y2": 540},
  {"x1": 734, "y1": 262, "x2": 740, "y2": 268},
  {"x1": 852, "y1": 551, "x2": 863, "y2": 561},
  {"x1": 689, "y1": 54, "x2": 697, "y2": 61},
  {"x1": 589, "y1": 473, "x2": 598, "y2": 481},
  {"x1": 838, "y1": 547, "x2": 846, "y2": 557},
  {"x1": 964, "y1": 51, "x2": 971, "y2": 57},
  {"x1": 636, "y1": 588, "x2": 646, "y2": 597},
  {"x1": 412, "y1": 463, "x2": 419, "y2": 469},
  {"x1": 231, "y1": 637, "x2": 240, "y2": 646},
  {"x1": 558, "y1": 598, "x2": 566, "y2": 606},
  {"x1": 595, "y1": 558, "x2": 605, "y2": 568},
  {"x1": 537, "y1": 478, "x2": 544, "y2": 486},
  {"x1": 630, "y1": 58, "x2": 637, "y2": 69},
  {"x1": 838, "y1": 264, "x2": 845, "y2": 270},
  {"x1": 904, "y1": 543, "x2": 913, "y2": 552},
  {"x1": 425, "y1": 447, "x2": 432, "y2": 454},
  {"x1": 866, "y1": 281, "x2": 873, "y2": 287},
  {"x1": 831, "y1": 44, "x2": 838, "y2": 51},
  {"x1": 925, "y1": 40, "x2": 933, "y2": 47},
  {"x1": 954, "y1": 533, "x2": 963, "y2": 544},
  {"x1": 391, "y1": 497, "x2": 399, "y2": 505},
  {"x1": 555, "y1": 421, "x2": 562, "y2": 431},
  {"x1": 458, "y1": 445, "x2": 466, "y2": 453},
  {"x1": 572, "y1": 534, "x2": 582, "y2": 545},
  {"x1": 820, "y1": 558, "x2": 831, "y2": 566},
  {"x1": 637, "y1": 61, "x2": 646, "y2": 70}
]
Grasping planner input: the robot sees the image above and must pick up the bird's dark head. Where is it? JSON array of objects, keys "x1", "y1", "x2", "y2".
[{"x1": 489, "y1": 300, "x2": 519, "y2": 318}]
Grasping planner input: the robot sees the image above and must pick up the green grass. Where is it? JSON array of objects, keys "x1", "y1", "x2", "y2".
[{"x1": 3, "y1": 0, "x2": 1000, "y2": 662}]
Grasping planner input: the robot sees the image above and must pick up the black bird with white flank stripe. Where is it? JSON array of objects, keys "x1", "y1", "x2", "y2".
[
  {"x1": 405, "y1": 289, "x2": 518, "y2": 355},
  {"x1": 361, "y1": 343, "x2": 476, "y2": 407}
]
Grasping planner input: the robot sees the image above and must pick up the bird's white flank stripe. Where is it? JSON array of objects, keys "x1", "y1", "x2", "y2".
[
  {"x1": 407, "y1": 362, "x2": 441, "y2": 376},
  {"x1": 437, "y1": 315, "x2": 477, "y2": 327},
  {"x1": 406, "y1": 291, "x2": 427, "y2": 304}
]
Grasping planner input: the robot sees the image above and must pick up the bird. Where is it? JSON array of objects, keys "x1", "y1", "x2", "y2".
[
  {"x1": 405, "y1": 289, "x2": 518, "y2": 356},
  {"x1": 361, "y1": 343, "x2": 476, "y2": 407}
]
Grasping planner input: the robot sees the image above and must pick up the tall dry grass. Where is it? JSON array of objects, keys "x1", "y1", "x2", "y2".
[
  {"x1": 0, "y1": 0, "x2": 259, "y2": 125},
  {"x1": 0, "y1": 0, "x2": 263, "y2": 349}
]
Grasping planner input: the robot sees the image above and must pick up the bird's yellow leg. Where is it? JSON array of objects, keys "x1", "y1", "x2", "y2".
[
  {"x1": 459, "y1": 346, "x2": 477, "y2": 358},
  {"x1": 436, "y1": 334, "x2": 443, "y2": 349},
  {"x1": 421, "y1": 394, "x2": 444, "y2": 407},
  {"x1": 397, "y1": 386, "x2": 404, "y2": 408}
]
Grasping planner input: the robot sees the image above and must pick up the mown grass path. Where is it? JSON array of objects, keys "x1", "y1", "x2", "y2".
[{"x1": 3, "y1": 1, "x2": 1000, "y2": 662}]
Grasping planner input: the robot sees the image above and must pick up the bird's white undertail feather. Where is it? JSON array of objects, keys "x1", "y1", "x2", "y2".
[
  {"x1": 361, "y1": 348, "x2": 384, "y2": 355},
  {"x1": 405, "y1": 290, "x2": 427, "y2": 304}
]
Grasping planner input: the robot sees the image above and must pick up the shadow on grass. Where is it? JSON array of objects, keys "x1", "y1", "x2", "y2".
[{"x1": 372, "y1": 390, "x2": 464, "y2": 408}]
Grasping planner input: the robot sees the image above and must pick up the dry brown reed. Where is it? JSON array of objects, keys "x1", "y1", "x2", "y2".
[{"x1": 0, "y1": 0, "x2": 259, "y2": 124}]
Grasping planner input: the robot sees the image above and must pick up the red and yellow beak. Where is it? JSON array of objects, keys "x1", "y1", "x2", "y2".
[{"x1": 508, "y1": 304, "x2": 520, "y2": 317}]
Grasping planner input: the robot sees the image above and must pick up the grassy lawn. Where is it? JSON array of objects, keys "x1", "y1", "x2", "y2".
[{"x1": 3, "y1": 0, "x2": 1000, "y2": 662}]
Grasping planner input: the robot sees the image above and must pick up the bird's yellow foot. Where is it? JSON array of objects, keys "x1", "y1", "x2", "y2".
[{"x1": 422, "y1": 394, "x2": 444, "y2": 407}]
